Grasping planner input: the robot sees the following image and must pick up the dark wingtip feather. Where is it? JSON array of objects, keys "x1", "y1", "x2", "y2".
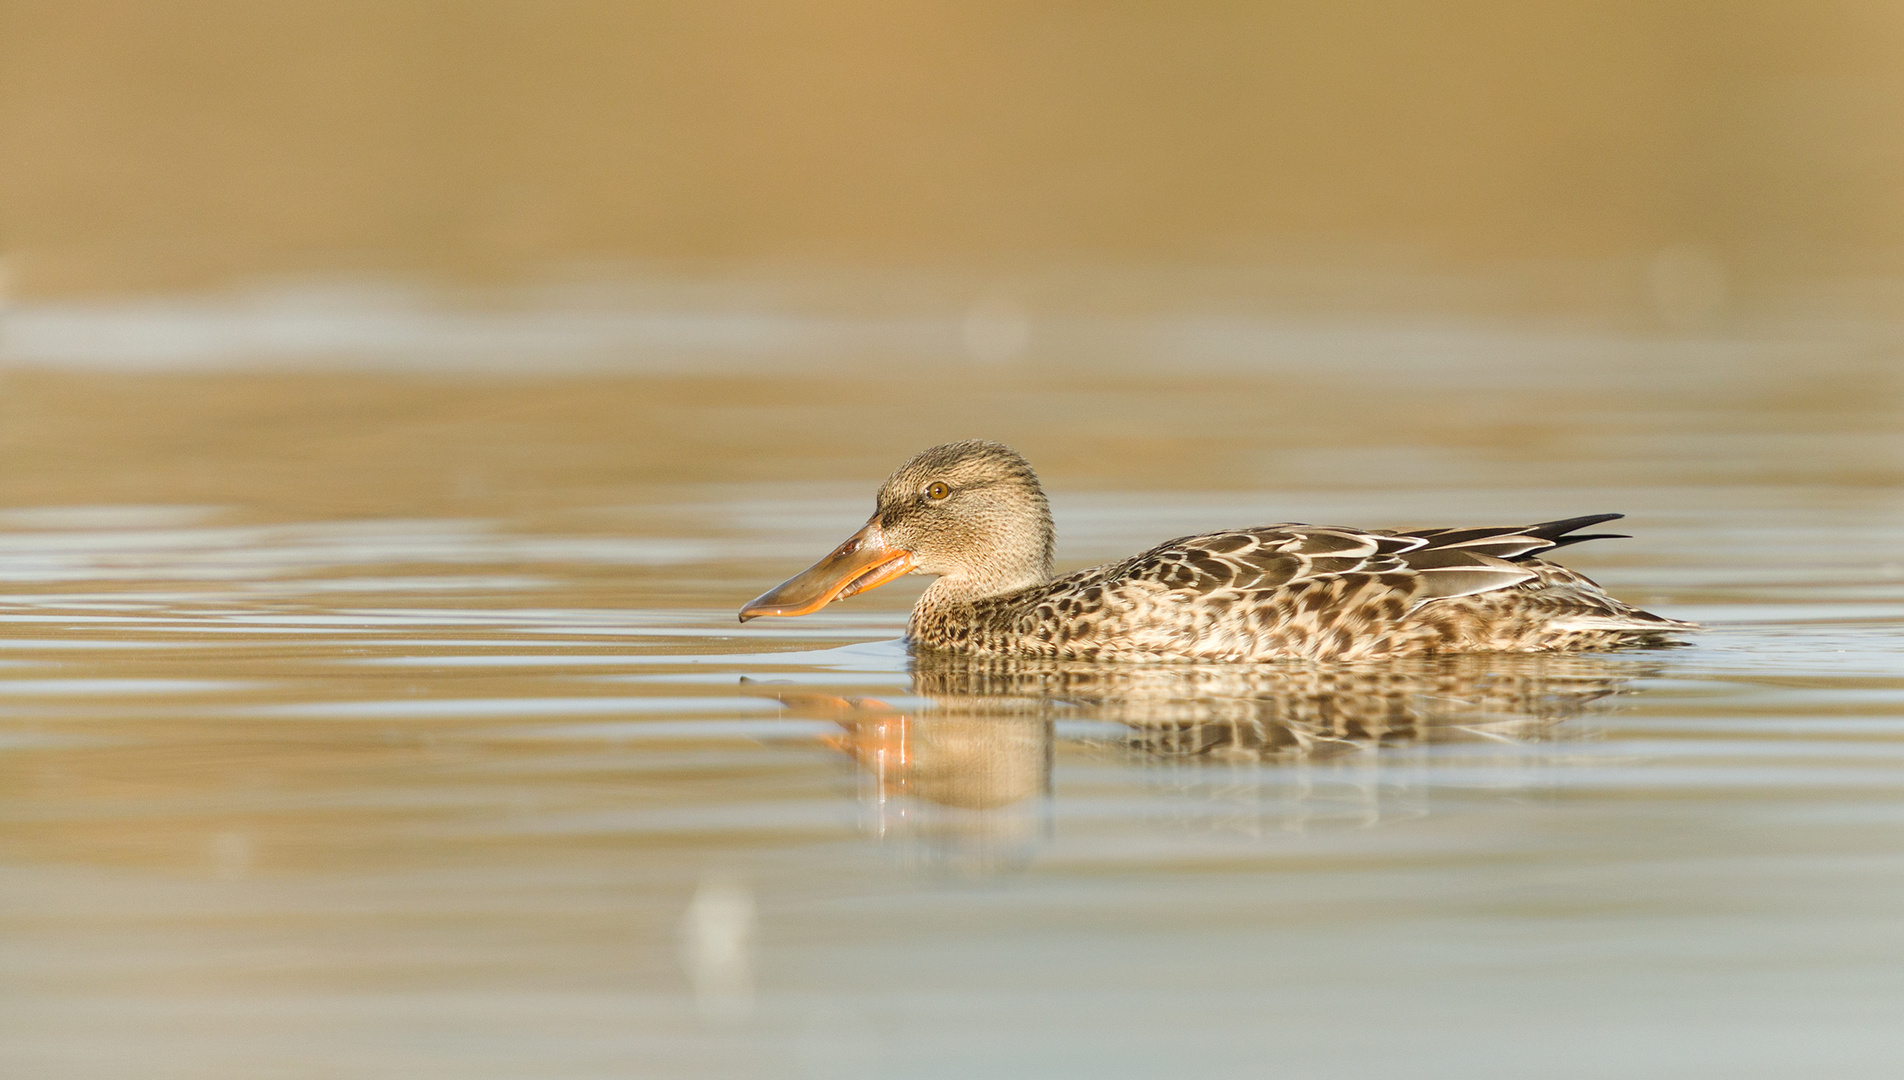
[
  {"x1": 1513, "y1": 514, "x2": 1630, "y2": 556},
  {"x1": 1542, "y1": 532, "x2": 1631, "y2": 551},
  {"x1": 1524, "y1": 513, "x2": 1625, "y2": 539}
]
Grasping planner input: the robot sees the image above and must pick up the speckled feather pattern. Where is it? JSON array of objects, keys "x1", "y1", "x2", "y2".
[
  {"x1": 907, "y1": 521, "x2": 1696, "y2": 662},
  {"x1": 748, "y1": 440, "x2": 1696, "y2": 661}
]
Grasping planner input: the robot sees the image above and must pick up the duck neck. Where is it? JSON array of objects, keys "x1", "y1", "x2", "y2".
[
  {"x1": 911, "y1": 567, "x2": 1046, "y2": 649},
  {"x1": 920, "y1": 561, "x2": 1048, "y2": 608}
]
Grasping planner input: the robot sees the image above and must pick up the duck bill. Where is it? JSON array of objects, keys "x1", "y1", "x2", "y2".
[{"x1": 738, "y1": 522, "x2": 916, "y2": 622}]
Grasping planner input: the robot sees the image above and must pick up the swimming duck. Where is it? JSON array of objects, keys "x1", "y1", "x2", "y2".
[{"x1": 738, "y1": 440, "x2": 1696, "y2": 662}]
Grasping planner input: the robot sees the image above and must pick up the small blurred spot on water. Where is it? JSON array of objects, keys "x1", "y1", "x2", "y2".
[{"x1": 679, "y1": 875, "x2": 757, "y2": 1025}]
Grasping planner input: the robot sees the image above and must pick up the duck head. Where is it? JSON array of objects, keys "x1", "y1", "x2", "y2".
[{"x1": 739, "y1": 440, "x2": 1055, "y2": 621}]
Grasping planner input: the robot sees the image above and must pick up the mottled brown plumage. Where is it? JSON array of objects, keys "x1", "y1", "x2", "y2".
[{"x1": 740, "y1": 440, "x2": 1698, "y2": 661}]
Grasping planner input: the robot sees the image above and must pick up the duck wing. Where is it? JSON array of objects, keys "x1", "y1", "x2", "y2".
[
  {"x1": 994, "y1": 515, "x2": 1662, "y2": 661},
  {"x1": 1110, "y1": 517, "x2": 1629, "y2": 606},
  {"x1": 1391, "y1": 513, "x2": 1630, "y2": 558}
]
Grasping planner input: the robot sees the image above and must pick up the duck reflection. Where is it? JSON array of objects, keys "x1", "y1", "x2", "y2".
[
  {"x1": 915, "y1": 652, "x2": 1647, "y2": 761},
  {"x1": 757, "y1": 651, "x2": 1660, "y2": 861},
  {"x1": 761, "y1": 686, "x2": 1052, "y2": 867}
]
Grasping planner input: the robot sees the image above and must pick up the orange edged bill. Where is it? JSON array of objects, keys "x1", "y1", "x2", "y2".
[{"x1": 738, "y1": 521, "x2": 916, "y2": 622}]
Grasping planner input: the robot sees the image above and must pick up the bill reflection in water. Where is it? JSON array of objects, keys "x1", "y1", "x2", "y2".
[{"x1": 753, "y1": 651, "x2": 1661, "y2": 864}]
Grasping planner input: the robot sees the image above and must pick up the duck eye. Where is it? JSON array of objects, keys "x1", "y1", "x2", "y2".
[{"x1": 924, "y1": 481, "x2": 950, "y2": 501}]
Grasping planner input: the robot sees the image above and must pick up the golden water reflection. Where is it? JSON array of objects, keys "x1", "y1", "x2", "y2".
[{"x1": 760, "y1": 651, "x2": 1659, "y2": 871}]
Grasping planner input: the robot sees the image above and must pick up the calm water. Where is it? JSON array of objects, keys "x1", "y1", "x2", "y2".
[{"x1": 2, "y1": 324, "x2": 1903, "y2": 1079}]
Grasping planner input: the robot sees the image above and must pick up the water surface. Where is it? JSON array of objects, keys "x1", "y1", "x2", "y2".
[{"x1": 1, "y1": 342, "x2": 1902, "y2": 1079}]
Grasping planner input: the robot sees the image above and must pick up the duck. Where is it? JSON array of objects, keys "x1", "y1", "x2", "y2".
[{"x1": 738, "y1": 440, "x2": 1697, "y2": 662}]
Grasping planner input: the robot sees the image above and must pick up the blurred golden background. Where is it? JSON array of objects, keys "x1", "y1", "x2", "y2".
[
  {"x1": 4, "y1": 1, "x2": 1903, "y2": 319},
  {"x1": 5, "y1": 12, "x2": 1904, "y2": 1078}
]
